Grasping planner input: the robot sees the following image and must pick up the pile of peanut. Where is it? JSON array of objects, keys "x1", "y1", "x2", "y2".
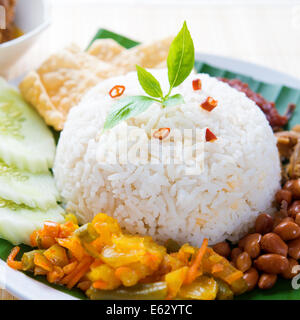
[{"x1": 213, "y1": 178, "x2": 300, "y2": 291}]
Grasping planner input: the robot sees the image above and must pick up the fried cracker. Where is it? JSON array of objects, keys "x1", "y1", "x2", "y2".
[
  {"x1": 110, "y1": 37, "x2": 172, "y2": 73},
  {"x1": 87, "y1": 39, "x2": 125, "y2": 62},
  {"x1": 19, "y1": 44, "x2": 116, "y2": 130},
  {"x1": 19, "y1": 38, "x2": 172, "y2": 130}
]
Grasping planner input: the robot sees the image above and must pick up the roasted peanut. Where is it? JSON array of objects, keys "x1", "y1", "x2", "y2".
[
  {"x1": 238, "y1": 236, "x2": 247, "y2": 250},
  {"x1": 295, "y1": 213, "x2": 300, "y2": 226},
  {"x1": 236, "y1": 252, "x2": 252, "y2": 272},
  {"x1": 275, "y1": 189, "x2": 292, "y2": 205},
  {"x1": 288, "y1": 201, "x2": 300, "y2": 218},
  {"x1": 212, "y1": 242, "x2": 231, "y2": 258},
  {"x1": 273, "y1": 216, "x2": 284, "y2": 228},
  {"x1": 261, "y1": 233, "x2": 288, "y2": 256},
  {"x1": 254, "y1": 254, "x2": 289, "y2": 274},
  {"x1": 258, "y1": 274, "x2": 277, "y2": 290},
  {"x1": 273, "y1": 220, "x2": 300, "y2": 240},
  {"x1": 281, "y1": 217, "x2": 295, "y2": 223},
  {"x1": 284, "y1": 179, "x2": 300, "y2": 199},
  {"x1": 255, "y1": 213, "x2": 274, "y2": 234},
  {"x1": 281, "y1": 258, "x2": 300, "y2": 279},
  {"x1": 244, "y1": 233, "x2": 261, "y2": 258},
  {"x1": 231, "y1": 247, "x2": 242, "y2": 265},
  {"x1": 243, "y1": 267, "x2": 259, "y2": 292},
  {"x1": 288, "y1": 237, "x2": 300, "y2": 260}
]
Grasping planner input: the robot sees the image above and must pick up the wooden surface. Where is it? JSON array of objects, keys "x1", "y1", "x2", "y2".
[{"x1": 1, "y1": 0, "x2": 300, "y2": 299}]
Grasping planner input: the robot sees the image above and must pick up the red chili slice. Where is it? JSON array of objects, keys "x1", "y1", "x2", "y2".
[
  {"x1": 206, "y1": 128, "x2": 217, "y2": 142},
  {"x1": 109, "y1": 85, "x2": 125, "y2": 98},
  {"x1": 192, "y1": 79, "x2": 202, "y2": 91},
  {"x1": 153, "y1": 128, "x2": 170, "y2": 140},
  {"x1": 201, "y1": 97, "x2": 218, "y2": 112}
]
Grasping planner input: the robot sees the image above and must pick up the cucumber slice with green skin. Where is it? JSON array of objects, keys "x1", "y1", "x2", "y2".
[
  {"x1": 0, "y1": 198, "x2": 64, "y2": 245},
  {"x1": 0, "y1": 160, "x2": 60, "y2": 210},
  {"x1": 0, "y1": 78, "x2": 56, "y2": 173}
]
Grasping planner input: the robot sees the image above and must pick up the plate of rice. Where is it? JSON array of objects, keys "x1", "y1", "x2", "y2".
[{"x1": 1, "y1": 23, "x2": 300, "y2": 300}]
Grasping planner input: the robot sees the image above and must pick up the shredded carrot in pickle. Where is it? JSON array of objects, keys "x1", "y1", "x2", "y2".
[
  {"x1": 115, "y1": 266, "x2": 131, "y2": 279},
  {"x1": 77, "y1": 280, "x2": 92, "y2": 291},
  {"x1": 93, "y1": 280, "x2": 108, "y2": 290},
  {"x1": 90, "y1": 259, "x2": 103, "y2": 269},
  {"x1": 60, "y1": 256, "x2": 93, "y2": 289},
  {"x1": 184, "y1": 238, "x2": 208, "y2": 285},
  {"x1": 67, "y1": 261, "x2": 92, "y2": 289},
  {"x1": 7, "y1": 247, "x2": 23, "y2": 270}
]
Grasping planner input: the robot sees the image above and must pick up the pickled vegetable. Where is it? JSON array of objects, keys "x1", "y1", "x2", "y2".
[
  {"x1": 86, "y1": 282, "x2": 168, "y2": 300},
  {"x1": 202, "y1": 248, "x2": 248, "y2": 295},
  {"x1": 215, "y1": 278, "x2": 234, "y2": 300},
  {"x1": 22, "y1": 250, "x2": 44, "y2": 271},
  {"x1": 9, "y1": 213, "x2": 247, "y2": 300},
  {"x1": 75, "y1": 223, "x2": 98, "y2": 243},
  {"x1": 178, "y1": 276, "x2": 217, "y2": 300}
]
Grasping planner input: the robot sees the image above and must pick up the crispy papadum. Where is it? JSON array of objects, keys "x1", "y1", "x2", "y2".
[
  {"x1": 87, "y1": 39, "x2": 125, "y2": 62},
  {"x1": 19, "y1": 38, "x2": 172, "y2": 130}
]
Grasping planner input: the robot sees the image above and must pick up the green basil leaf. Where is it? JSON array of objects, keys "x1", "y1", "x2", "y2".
[
  {"x1": 136, "y1": 65, "x2": 163, "y2": 98},
  {"x1": 104, "y1": 96, "x2": 155, "y2": 130},
  {"x1": 163, "y1": 94, "x2": 185, "y2": 107},
  {"x1": 167, "y1": 21, "x2": 195, "y2": 89}
]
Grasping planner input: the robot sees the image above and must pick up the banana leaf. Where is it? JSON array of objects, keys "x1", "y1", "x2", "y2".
[
  {"x1": 87, "y1": 28, "x2": 140, "y2": 49},
  {"x1": 1, "y1": 29, "x2": 300, "y2": 300}
]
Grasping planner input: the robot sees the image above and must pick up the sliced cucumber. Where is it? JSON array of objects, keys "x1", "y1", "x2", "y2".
[
  {"x1": 0, "y1": 78, "x2": 56, "y2": 173},
  {"x1": 0, "y1": 160, "x2": 60, "y2": 210},
  {"x1": 0, "y1": 198, "x2": 64, "y2": 245}
]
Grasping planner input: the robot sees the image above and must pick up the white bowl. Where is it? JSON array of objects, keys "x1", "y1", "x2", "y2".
[{"x1": 0, "y1": 0, "x2": 51, "y2": 77}]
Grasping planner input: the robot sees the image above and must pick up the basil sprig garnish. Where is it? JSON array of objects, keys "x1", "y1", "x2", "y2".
[{"x1": 104, "y1": 21, "x2": 194, "y2": 130}]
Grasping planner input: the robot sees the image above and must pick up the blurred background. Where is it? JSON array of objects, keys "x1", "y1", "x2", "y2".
[{"x1": 7, "y1": 0, "x2": 300, "y2": 79}]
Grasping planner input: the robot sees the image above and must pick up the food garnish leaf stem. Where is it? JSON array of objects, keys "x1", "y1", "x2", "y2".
[{"x1": 104, "y1": 21, "x2": 194, "y2": 130}]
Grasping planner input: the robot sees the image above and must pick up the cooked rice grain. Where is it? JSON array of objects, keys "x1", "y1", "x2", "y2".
[{"x1": 54, "y1": 70, "x2": 281, "y2": 246}]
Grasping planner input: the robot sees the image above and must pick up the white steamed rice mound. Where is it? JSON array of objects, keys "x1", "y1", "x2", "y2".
[{"x1": 54, "y1": 69, "x2": 281, "y2": 246}]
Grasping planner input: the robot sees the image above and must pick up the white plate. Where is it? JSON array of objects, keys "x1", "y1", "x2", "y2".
[{"x1": 3, "y1": 54, "x2": 300, "y2": 300}]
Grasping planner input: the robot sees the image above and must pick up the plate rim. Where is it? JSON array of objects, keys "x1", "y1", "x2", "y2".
[
  {"x1": 195, "y1": 52, "x2": 300, "y2": 89},
  {"x1": 3, "y1": 52, "x2": 300, "y2": 300}
]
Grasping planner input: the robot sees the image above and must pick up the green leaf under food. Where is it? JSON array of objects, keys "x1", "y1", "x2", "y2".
[
  {"x1": 87, "y1": 28, "x2": 140, "y2": 50},
  {"x1": 194, "y1": 61, "x2": 300, "y2": 130},
  {"x1": 167, "y1": 21, "x2": 195, "y2": 90},
  {"x1": 236, "y1": 278, "x2": 300, "y2": 300},
  {"x1": 104, "y1": 95, "x2": 155, "y2": 130},
  {"x1": 136, "y1": 65, "x2": 163, "y2": 98}
]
